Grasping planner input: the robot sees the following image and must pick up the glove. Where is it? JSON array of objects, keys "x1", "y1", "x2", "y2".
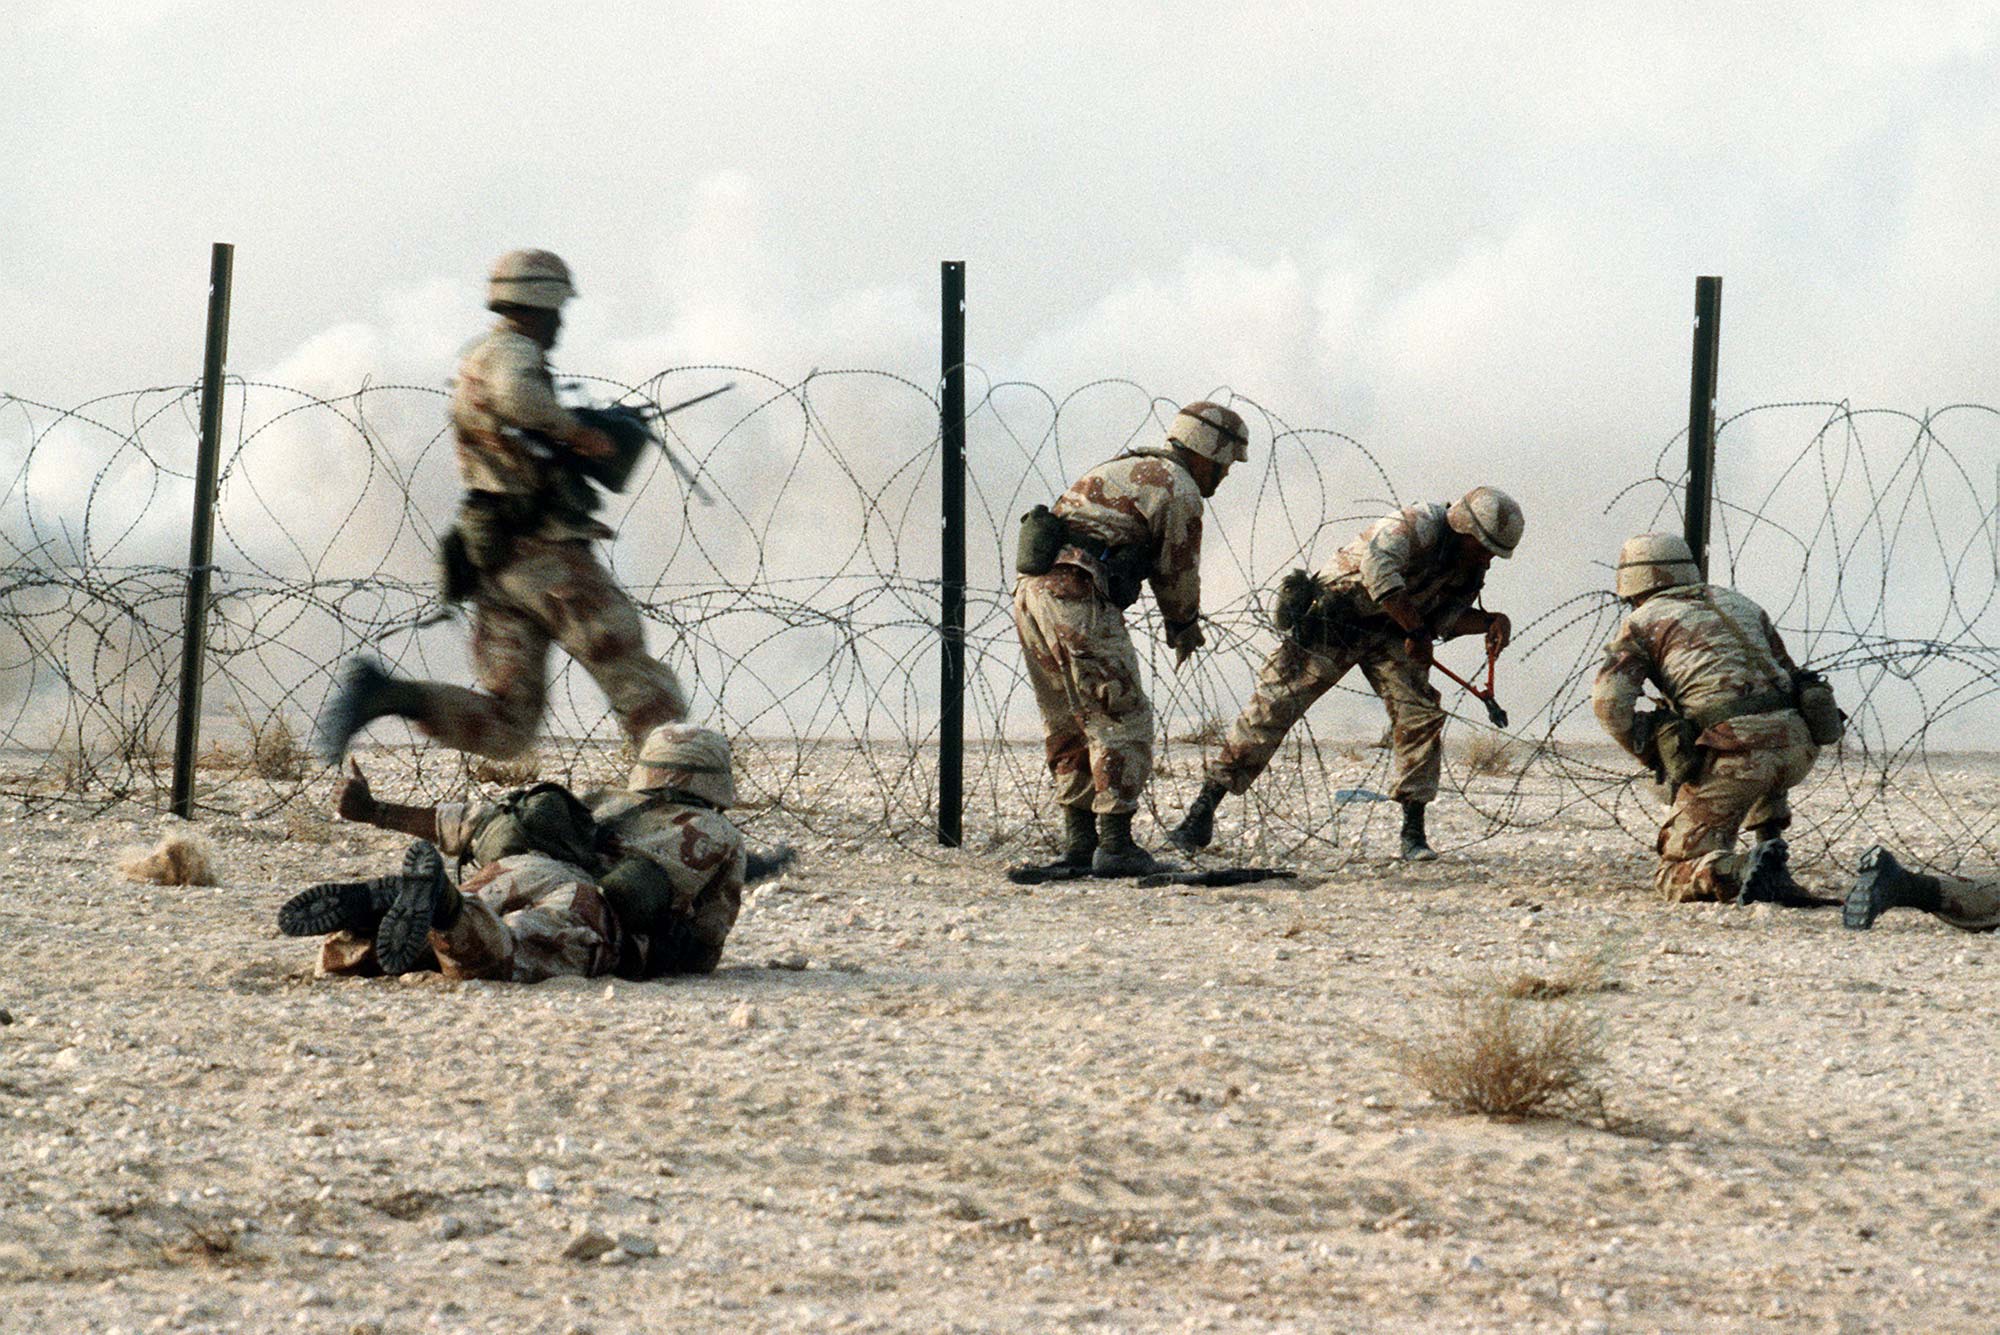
[{"x1": 1167, "y1": 619, "x2": 1205, "y2": 666}]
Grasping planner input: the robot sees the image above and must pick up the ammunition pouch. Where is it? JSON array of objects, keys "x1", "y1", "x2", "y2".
[
  {"x1": 599, "y1": 852, "x2": 679, "y2": 933},
  {"x1": 1100, "y1": 542, "x2": 1152, "y2": 610},
  {"x1": 1792, "y1": 669, "x2": 1845, "y2": 746},
  {"x1": 1273, "y1": 573, "x2": 1384, "y2": 654},
  {"x1": 465, "y1": 782, "x2": 602, "y2": 872},
  {"x1": 1633, "y1": 706, "x2": 1704, "y2": 788},
  {"x1": 438, "y1": 527, "x2": 478, "y2": 604},
  {"x1": 456, "y1": 490, "x2": 545, "y2": 573},
  {"x1": 1016, "y1": 505, "x2": 1067, "y2": 575}
]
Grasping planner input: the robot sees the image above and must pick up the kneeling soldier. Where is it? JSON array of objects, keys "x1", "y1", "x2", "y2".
[
  {"x1": 1591, "y1": 533, "x2": 1832, "y2": 905},
  {"x1": 279, "y1": 724, "x2": 772, "y2": 982}
]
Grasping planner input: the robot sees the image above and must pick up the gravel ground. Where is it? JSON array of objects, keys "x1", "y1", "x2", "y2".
[{"x1": 1, "y1": 751, "x2": 1996, "y2": 1334}]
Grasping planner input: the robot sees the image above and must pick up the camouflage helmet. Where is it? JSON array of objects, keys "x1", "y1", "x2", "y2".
[
  {"x1": 1167, "y1": 401, "x2": 1250, "y2": 465},
  {"x1": 487, "y1": 249, "x2": 575, "y2": 311},
  {"x1": 1615, "y1": 532, "x2": 1702, "y2": 600},
  {"x1": 1446, "y1": 486, "x2": 1524, "y2": 559},
  {"x1": 627, "y1": 723, "x2": 737, "y2": 809}
]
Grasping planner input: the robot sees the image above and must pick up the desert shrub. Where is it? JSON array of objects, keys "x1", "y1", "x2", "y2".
[
  {"x1": 1461, "y1": 730, "x2": 1525, "y2": 777},
  {"x1": 1385, "y1": 994, "x2": 1605, "y2": 1120},
  {"x1": 1497, "y1": 944, "x2": 1623, "y2": 1001},
  {"x1": 1172, "y1": 716, "x2": 1229, "y2": 746},
  {"x1": 120, "y1": 833, "x2": 219, "y2": 886},
  {"x1": 472, "y1": 754, "x2": 542, "y2": 787}
]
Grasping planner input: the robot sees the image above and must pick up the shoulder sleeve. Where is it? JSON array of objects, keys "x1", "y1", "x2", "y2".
[
  {"x1": 433, "y1": 801, "x2": 489, "y2": 858},
  {"x1": 1591, "y1": 616, "x2": 1653, "y2": 755},
  {"x1": 1359, "y1": 510, "x2": 1420, "y2": 600},
  {"x1": 1149, "y1": 482, "x2": 1204, "y2": 627},
  {"x1": 483, "y1": 334, "x2": 588, "y2": 439}
]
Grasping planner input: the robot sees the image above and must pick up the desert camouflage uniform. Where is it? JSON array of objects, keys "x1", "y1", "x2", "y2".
[
  {"x1": 1209, "y1": 503, "x2": 1488, "y2": 804},
  {"x1": 318, "y1": 788, "x2": 745, "y2": 982},
  {"x1": 1914, "y1": 874, "x2": 2000, "y2": 932},
  {"x1": 407, "y1": 322, "x2": 686, "y2": 759},
  {"x1": 1592, "y1": 584, "x2": 1819, "y2": 902},
  {"x1": 1012, "y1": 449, "x2": 1204, "y2": 814}
]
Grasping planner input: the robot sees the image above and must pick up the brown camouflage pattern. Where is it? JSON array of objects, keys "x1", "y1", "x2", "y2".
[
  {"x1": 1207, "y1": 634, "x2": 1446, "y2": 803},
  {"x1": 1592, "y1": 583, "x2": 1819, "y2": 901},
  {"x1": 1651, "y1": 711, "x2": 1818, "y2": 900},
  {"x1": 587, "y1": 789, "x2": 746, "y2": 975},
  {"x1": 410, "y1": 535, "x2": 686, "y2": 759},
  {"x1": 1013, "y1": 566, "x2": 1154, "y2": 815},
  {"x1": 441, "y1": 786, "x2": 745, "y2": 976},
  {"x1": 1930, "y1": 873, "x2": 2000, "y2": 933},
  {"x1": 1317, "y1": 501, "x2": 1487, "y2": 629},
  {"x1": 451, "y1": 321, "x2": 611, "y2": 542},
  {"x1": 1203, "y1": 502, "x2": 1488, "y2": 802},
  {"x1": 428, "y1": 852, "x2": 623, "y2": 983},
  {"x1": 1050, "y1": 449, "x2": 1205, "y2": 626},
  {"x1": 1591, "y1": 584, "x2": 1801, "y2": 751}
]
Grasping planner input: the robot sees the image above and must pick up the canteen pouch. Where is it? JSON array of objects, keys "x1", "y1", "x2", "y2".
[
  {"x1": 1016, "y1": 505, "x2": 1068, "y2": 576},
  {"x1": 1793, "y1": 669, "x2": 1846, "y2": 746}
]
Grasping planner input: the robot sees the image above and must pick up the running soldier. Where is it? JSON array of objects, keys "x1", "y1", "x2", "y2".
[
  {"x1": 1590, "y1": 533, "x2": 1832, "y2": 905},
  {"x1": 314, "y1": 249, "x2": 687, "y2": 765},
  {"x1": 1013, "y1": 401, "x2": 1248, "y2": 875},
  {"x1": 278, "y1": 724, "x2": 773, "y2": 981},
  {"x1": 1845, "y1": 847, "x2": 2000, "y2": 932},
  {"x1": 1168, "y1": 487, "x2": 1523, "y2": 861}
]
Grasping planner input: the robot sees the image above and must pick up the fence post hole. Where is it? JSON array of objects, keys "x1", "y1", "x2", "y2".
[
  {"x1": 938, "y1": 261, "x2": 967, "y2": 847},
  {"x1": 1684, "y1": 275, "x2": 1723, "y2": 579},
  {"x1": 170, "y1": 242, "x2": 234, "y2": 820}
]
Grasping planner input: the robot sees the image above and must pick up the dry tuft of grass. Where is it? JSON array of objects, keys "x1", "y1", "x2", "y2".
[
  {"x1": 284, "y1": 807, "x2": 333, "y2": 845},
  {"x1": 1461, "y1": 730, "x2": 1526, "y2": 777},
  {"x1": 120, "y1": 832, "x2": 219, "y2": 887},
  {"x1": 1498, "y1": 946, "x2": 1622, "y2": 1001},
  {"x1": 1171, "y1": 717, "x2": 1229, "y2": 747},
  {"x1": 472, "y1": 754, "x2": 542, "y2": 787},
  {"x1": 1385, "y1": 994, "x2": 1606, "y2": 1121},
  {"x1": 245, "y1": 711, "x2": 305, "y2": 781}
]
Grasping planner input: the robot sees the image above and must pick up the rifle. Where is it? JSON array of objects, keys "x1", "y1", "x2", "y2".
[{"x1": 567, "y1": 382, "x2": 734, "y2": 505}]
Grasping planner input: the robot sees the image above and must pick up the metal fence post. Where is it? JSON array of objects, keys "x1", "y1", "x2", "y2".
[
  {"x1": 1684, "y1": 275, "x2": 1723, "y2": 579},
  {"x1": 170, "y1": 243, "x2": 234, "y2": 819},
  {"x1": 938, "y1": 261, "x2": 967, "y2": 847}
]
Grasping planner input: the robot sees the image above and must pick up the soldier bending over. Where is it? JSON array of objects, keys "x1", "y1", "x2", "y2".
[
  {"x1": 1169, "y1": 487, "x2": 1523, "y2": 861},
  {"x1": 1014, "y1": 401, "x2": 1247, "y2": 875}
]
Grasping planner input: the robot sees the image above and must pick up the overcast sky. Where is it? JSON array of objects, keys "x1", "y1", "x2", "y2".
[{"x1": 6, "y1": 1, "x2": 1999, "y2": 744}]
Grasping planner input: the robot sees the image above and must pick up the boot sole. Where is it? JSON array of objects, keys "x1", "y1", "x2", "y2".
[
  {"x1": 375, "y1": 841, "x2": 448, "y2": 975},
  {"x1": 277, "y1": 882, "x2": 384, "y2": 937}
]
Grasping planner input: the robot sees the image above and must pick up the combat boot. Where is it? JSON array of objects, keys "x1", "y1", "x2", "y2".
[
  {"x1": 1399, "y1": 801, "x2": 1437, "y2": 862},
  {"x1": 1738, "y1": 839, "x2": 1839, "y2": 908},
  {"x1": 313, "y1": 655, "x2": 428, "y2": 765},
  {"x1": 374, "y1": 840, "x2": 463, "y2": 975},
  {"x1": 1844, "y1": 845, "x2": 1942, "y2": 929},
  {"x1": 1058, "y1": 805, "x2": 1099, "y2": 869},
  {"x1": 1167, "y1": 781, "x2": 1227, "y2": 854},
  {"x1": 1091, "y1": 811, "x2": 1171, "y2": 878},
  {"x1": 277, "y1": 875, "x2": 401, "y2": 937}
]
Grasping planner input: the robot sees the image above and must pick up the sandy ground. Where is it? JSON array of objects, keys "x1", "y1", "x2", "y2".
[{"x1": 1, "y1": 748, "x2": 1997, "y2": 1334}]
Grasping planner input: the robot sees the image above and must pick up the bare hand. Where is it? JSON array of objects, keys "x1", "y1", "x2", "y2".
[
  {"x1": 1403, "y1": 635, "x2": 1434, "y2": 667},
  {"x1": 1484, "y1": 612, "x2": 1512, "y2": 657},
  {"x1": 334, "y1": 758, "x2": 376, "y2": 823}
]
